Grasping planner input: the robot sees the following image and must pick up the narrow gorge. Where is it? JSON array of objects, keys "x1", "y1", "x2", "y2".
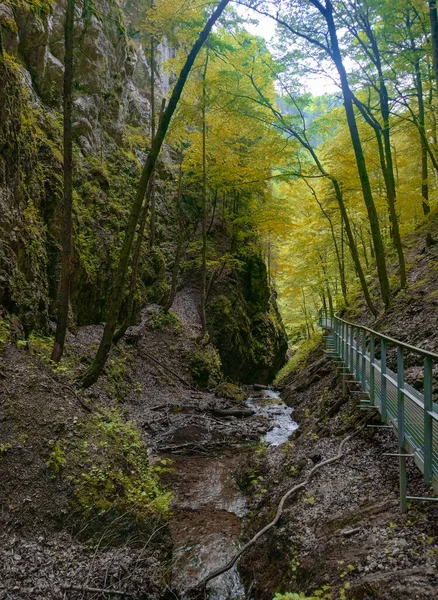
[{"x1": 0, "y1": 1, "x2": 437, "y2": 599}]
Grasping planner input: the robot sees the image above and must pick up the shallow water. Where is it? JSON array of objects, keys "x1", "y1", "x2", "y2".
[
  {"x1": 167, "y1": 387, "x2": 298, "y2": 599},
  {"x1": 246, "y1": 389, "x2": 298, "y2": 446}
]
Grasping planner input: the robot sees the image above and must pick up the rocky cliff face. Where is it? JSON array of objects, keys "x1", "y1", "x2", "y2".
[
  {"x1": 208, "y1": 254, "x2": 288, "y2": 384},
  {"x1": 0, "y1": 0, "x2": 287, "y2": 380},
  {"x1": 0, "y1": 0, "x2": 171, "y2": 330}
]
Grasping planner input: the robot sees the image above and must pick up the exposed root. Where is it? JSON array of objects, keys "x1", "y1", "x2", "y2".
[
  {"x1": 61, "y1": 585, "x2": 135, "y2": 597},
  {"x1": 192, "y1": 427, "x2": 364, "y2": 592}
]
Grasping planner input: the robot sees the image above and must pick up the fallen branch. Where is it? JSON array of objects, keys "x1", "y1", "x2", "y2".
[
  {"x1": 61, "y1": 585, "x2": 135, "y2": 597},
  {"x1": 194, "y1": 428, "x2": 363, "y2": 590},
  {"x1": 210, "y1": 408, "x2": 255, "y2": 418}
]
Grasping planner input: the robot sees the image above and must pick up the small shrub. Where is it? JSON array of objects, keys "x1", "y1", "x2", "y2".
[
  {"x1": 0, "y1": 443, "x2": 12, "y2": 461},
  {"x1": 46, "y1": 440, "x2": 66, "y2": 476},
  {"x1": 215, "y1": 382, "x2": 245, "y2": 402},
  {"x1": 147, "y1": 309, "x2": 182, "y2": 332},
  {"x1": 191, "y1": 347, "x2": 222, "y2": 389},
  {"x1": 47, "y1": 409, "x2": 171, "y2": 539}
]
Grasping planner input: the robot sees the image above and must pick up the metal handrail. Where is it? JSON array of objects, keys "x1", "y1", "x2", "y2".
[
  {"x1": 334, "y1": 314, "x2": 438, "y2": 360},
  {"x1": 317, "y1": 308, "x2": 438, "y2": 512}
]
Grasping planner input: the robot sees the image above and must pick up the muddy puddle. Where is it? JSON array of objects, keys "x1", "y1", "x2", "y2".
[{"x1": 164, "y1": 387, "x2": 298, "y2": 599}]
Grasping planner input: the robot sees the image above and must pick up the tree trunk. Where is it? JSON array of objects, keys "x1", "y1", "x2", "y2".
[
  {"x1": 149, "y1": 7, "x2": 157, "y2": 248},
  {"x1": 413, "y1": 57, "x2": 431, "y2": 215},
  {"x1": 208, "y1": 189, "x2": 218, "y2": 233},
  {"x1": 429, "y1": 1, "x2": 438, "y2": 87},
  {"x1": 164, "y1": 159, "x2": 184, "y2": 313},
  {"x1": 113, "y1": 99, "x2": 166, "y2": 344},
  {"x1": 200, "y1": 52, "x2": 209, "y2": 336},
  {"x1": 112, "y1": 181, "x2": 152, "y2": 344},
  {"x1": 0, "y1": 21, "x2": 4, "y2": 57},
  {"x1": 51, "y1": 0, "x2": 75, "y2": 362},
  {"x1": 80, "y1": 0, "x2": 230, "y2": 388},
  {"x1": 331, "y1": 179, "x2": 377, "y2": 316},
  {"x1": 319, "y1": 0, "x2": 391, "y2": 308},
  {"x1": 308, "y1": 181, "x2": 348, "y2": 306}
]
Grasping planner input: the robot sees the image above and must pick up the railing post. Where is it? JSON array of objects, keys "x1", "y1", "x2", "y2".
[
  {"x1": 380, "y1": 338, "x2": 387, "y2": 422},
  {"x1": 333, "y1": 317, "x2": 338, "y2": 354},
  {"x1": 397, "y1": 346, "x2": 407, "y2": 514},
  {"x1": 342, "y1": 321, "x2": 346, "y2": 362},
  {"x1": 369, "y1": 334, "x2": 375, "y2": 406},
  {"x1": 355, "y1": 328, "x2": 360, "y2": 382},
  {"x1": 361, "y1": 330, "x2": 367, "y2": 391},
  {"x1": 349, "y1": 324, "x2": 354, "y2": 373},
  {"x1": 423, "y1": 356, "x2": 433, "y2": 486}
]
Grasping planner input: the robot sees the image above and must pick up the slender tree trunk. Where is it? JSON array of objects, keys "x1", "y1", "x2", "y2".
[
  {"x1": 413, "y1": 57, "x2": 431, "y2": 215},
  {"x1": 208, "y1": 189, "x2": 218, "y2": 233},
  {"x1": 51, "y1": 0, "x2": 75, "y2": 362},
  {"x1": 200, "y1": 53, "x2": 209, "y2": 336},
  {"x1": 80, "y1": 0, "x2": 230, "y2": 388},
  {"x1": 331, "y1": 179, "x2": 377, "y2": 316},
  {"x1": 321, "y1": 292, "x2": 327, "y2": 313},
  {"x1": 0, "y1": 22, "x2": 4, "y2": 57},
  {"x1": 149, "y1": 6, "x2": 157, "y2": 248},
  {"x1": 326, "y1": 285, "x2": 334, "y2": 315},
  {"x1": 301, "y1": 289, "x2": 311, "y2": 339},
  {"x1": 267, "y1": 231, "x2": 272, "y2": 288},
  {"x1": 429, "y1": 1, "x2": 438, "y2": 87},
  {"x1": 164, "y1": 159, "x2": 184, "y2": 313},
  {"x1": 307, "y1": 181, "x2": 348, "y2": 306},
  {"x1": 112, "y1": 182, "x2": 152, "y2": 344},
  {"x1": 318, "y1": 0, "x2": 391, "y2": 307},
  {"x1": 113, "y1": 99, "x2": 166, "y2": 343}
]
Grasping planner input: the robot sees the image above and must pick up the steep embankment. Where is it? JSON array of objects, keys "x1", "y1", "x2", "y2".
[
  {"x1": 239, "y1": 347, "x2": 437, "y2": 600},
  {"x1": 237, "y1": 220, "x2": 438, "y2": 600}
]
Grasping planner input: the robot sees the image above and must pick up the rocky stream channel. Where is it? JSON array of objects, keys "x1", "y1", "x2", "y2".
[{"x1": 164, "y1": 388, "x2": 298, "y2": 599}]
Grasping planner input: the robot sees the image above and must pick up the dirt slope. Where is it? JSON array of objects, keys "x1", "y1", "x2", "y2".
[
  {"x1": 239, "y1": 347, "x2": 438, "y2": 600},
  {"x1": 0, "y1": 296, "x2": 266, "y2": 599}
]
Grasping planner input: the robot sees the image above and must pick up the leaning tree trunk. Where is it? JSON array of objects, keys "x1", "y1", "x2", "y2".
[
  {"x1": 113, "y1": 98, "x2": 166, "y2": 344},
  {"x1": 51, "y1": 0, "x2": 75, "y2": 362},
  {"x1": 149, "y1": 3, "x2": 157, "y2": 249},
  {"x1": 317, "y1": 0, "x2": 391, "y2": 308},
  {"x1": 80, "y1": 0, "x2": 230, "y2": 388}
]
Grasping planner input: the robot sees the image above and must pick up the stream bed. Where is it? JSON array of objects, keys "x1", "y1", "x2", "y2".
[{"x1": 165, "y1": 387, "x2": 298, "y2": 599}]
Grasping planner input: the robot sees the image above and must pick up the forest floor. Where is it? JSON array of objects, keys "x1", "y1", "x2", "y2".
[{"x1": 0, "y1": 287, "x2": 269, "y2": 600}]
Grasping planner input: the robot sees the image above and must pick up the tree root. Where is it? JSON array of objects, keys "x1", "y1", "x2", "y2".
[
  {"x1": 192, "y1": 428, "x2": 363, "y2": 592},
  {"x1": 61, "y1": 585, "x2": 134, "y2": 597}
]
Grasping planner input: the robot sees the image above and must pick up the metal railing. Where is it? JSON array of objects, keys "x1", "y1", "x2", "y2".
[{"x1": 317, "y1": 308, "x2": 438, "y2": 512}]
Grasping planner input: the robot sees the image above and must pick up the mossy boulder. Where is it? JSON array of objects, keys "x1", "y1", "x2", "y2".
[{"x1": 207, "y1": 254, "x2": 288, "y2": 384}]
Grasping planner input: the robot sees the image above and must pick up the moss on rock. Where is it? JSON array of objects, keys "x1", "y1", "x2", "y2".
[{"x1": 207, "y1": 254, "x2": 288, "y2": 384}]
